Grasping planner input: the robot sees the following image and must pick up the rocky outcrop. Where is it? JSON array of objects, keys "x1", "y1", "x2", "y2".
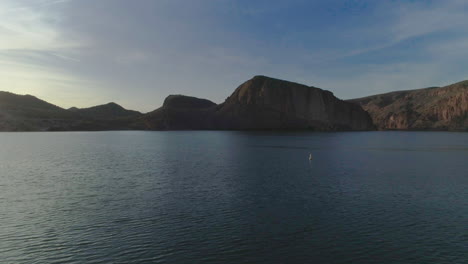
[
  {"x1": 9, "y1": 75, "x2": 466, "y2": 132},
  {"x1": 144, "y1": 76, "x2": 375, "y2": 131},
  {"x1": 349, "y1": 80, "x2": 468, "y2": 131},
  {"x1": 213, "y1": 76, "x2": 374, "y2": 130},
  {"x1": 143, "y1": 95, "x2": 217, "y2": 130}
]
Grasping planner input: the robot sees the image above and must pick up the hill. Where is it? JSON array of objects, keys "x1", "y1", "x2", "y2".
[
  {"x1": 144, "y1": 76, "x2": 375, "y2": 131},
  {"x1": 349, "y1": 80, "x2": 468, "y2": 131},
  {"x1": 0, "y1": 92, "x2": 75, "y2": 131},
  {"x1": 0, "y1": 92, "x2": 144, "y2": 131}
]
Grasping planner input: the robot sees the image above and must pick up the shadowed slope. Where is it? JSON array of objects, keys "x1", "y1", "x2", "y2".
[
  {"x1": 69, "y1": 102, "x2": 142, "y2": 119},
  {"x1": 213, "y1": 76, "x2": 374, "y2": 130},
  {"x1": 143, "y1": 95, "x2": 217, "y2": 130},
  {"x1": 0, "y1": 92, "x2": 144, "y2": 131},
  {"x1": 0, "y1": 92, "x2": 75, "y2": 131},
  {"x1": 144, "y1": 76, "x2": 375, "y2": 131}
]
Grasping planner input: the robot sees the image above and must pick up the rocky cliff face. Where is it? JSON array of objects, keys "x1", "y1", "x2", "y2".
[
  {"x1": 5, "y1": 76, "x2": 467, "y2": 131},
  {"x1": 214, "y1": 76, "x2": 374, "y2": 130},
  {"x1": 349, "y1": 80, "x2": 468, "y2": 131},
  {"x1": 144, "y1": 76, "x2": 375, "y2": 131}
]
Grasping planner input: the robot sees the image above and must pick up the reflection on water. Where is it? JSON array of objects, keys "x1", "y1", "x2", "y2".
[{"x1": 0, "y1": 131, "x2": 467, "y2": 264}]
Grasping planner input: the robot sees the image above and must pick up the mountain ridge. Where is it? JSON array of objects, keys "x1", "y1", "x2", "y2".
[
  {"x1": 1, "y1": 76, "x2": 468, "y2": 131},
  {"x1": 349, "y1": 80, "x2": 468, "y2": 131},
  {"x1": 0, "y1": 92, "x2": 144, "y2": 131},
  {"x1": 144, "y1": 75, "x2": 374, "y2": 131},
  {"x1": 69, "y1": 102, "x2": 142, "y2": 119}
]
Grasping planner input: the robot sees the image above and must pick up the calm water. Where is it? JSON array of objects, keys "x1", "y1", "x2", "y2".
[{"x1": 1, "y1": 131, "x2": 467, "y2": 264}]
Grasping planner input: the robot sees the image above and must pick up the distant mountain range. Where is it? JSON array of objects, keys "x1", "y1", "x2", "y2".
[
  {"x1": 0, "y1": 76, "x2": 467, "y2": 131},
  {"x1": 0, "y1": 92, "x2": 144, "y2": 131}
]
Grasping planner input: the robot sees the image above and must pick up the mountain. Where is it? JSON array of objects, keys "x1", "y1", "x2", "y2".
[
  {"x1": 143, "y1": 95, "x2": 217, "y2": 130},
  {"x1": 0, "y1": 91, "x2": 71, "y2": 118},
  {"x1": 65, "y1": 103, "x2": 145, "y2": 131},
  {"x1": 214, "y1": 75, "x2": 374, "y2": 130},
  {"x1": 69, "y1": 102, "x2": 142, "y2": 119},
  {"x1": 0, "y1": 92, "x2": 76, "y2": 131},
  {"x1": 349, "y1": 80, "x2": 468, "y2": 131},
  {"x1": 7, "y1": 75, "x2": 466, "y2": 132},
  {"x1": 144, "y1": 76, "x2": 375, "y2": 131},
  {"x1": 0, "y1": 92, "x2": 144, "y2": 131}
]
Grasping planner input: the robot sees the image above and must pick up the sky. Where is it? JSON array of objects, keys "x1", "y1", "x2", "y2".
[{"x1": 1, "y1": 0, "x2": 468, "y2": 112}]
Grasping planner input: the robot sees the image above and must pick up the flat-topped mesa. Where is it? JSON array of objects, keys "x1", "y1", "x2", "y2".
[
  {"x1": 163, "y1": 95, "x2": 216, "y2": 109},
  {"x1": 215, "y1": 75, "x2": 374, "y2": 130},
  {"x1": 143, "y1": 95, "x2": 217, "y2": 130}
]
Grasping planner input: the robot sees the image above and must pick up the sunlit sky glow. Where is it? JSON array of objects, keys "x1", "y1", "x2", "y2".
[{"x1": 1, "y1": 0, "x2": 468, "y2": 112}]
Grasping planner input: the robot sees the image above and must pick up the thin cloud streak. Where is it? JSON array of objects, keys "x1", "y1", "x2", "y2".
[{"x1": 0, "y1": 0, "x2": 467, "y2": 112}]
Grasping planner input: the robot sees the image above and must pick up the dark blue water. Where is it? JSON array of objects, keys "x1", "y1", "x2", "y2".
[{"x1": 1, "y1": 131, "x2": 467, "y2": 263}]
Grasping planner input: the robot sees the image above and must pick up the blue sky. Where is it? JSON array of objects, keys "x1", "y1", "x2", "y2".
[{"x1": 1, "y1": 0, "x2": 468, "y2": 111}]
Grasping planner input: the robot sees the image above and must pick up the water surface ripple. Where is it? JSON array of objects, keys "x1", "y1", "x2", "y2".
[{"x1": 1, "y1": 131, "x2": 467, "y2": 263}]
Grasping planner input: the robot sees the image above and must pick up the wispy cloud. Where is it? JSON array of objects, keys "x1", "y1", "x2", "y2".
[
  {"x1": 390, "y1": 0, "x2": 467, "y2": 42},
  {"x1": 0, "y1": 0, "x2": 467, "y2": 111},
  {"x1": 284, "y1": 0, "x2": 468, "y2": 98},
  {"x1": 0, "y1": 0, "x2": 90, "y2": 107},
  {"x1": 41, "y1": 0, "x2": 74, "y2": 6}
]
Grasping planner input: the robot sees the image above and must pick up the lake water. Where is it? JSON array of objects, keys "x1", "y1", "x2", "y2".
[{"x1": 1, "y1": 131, "x2": 467, "y2": 264}]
